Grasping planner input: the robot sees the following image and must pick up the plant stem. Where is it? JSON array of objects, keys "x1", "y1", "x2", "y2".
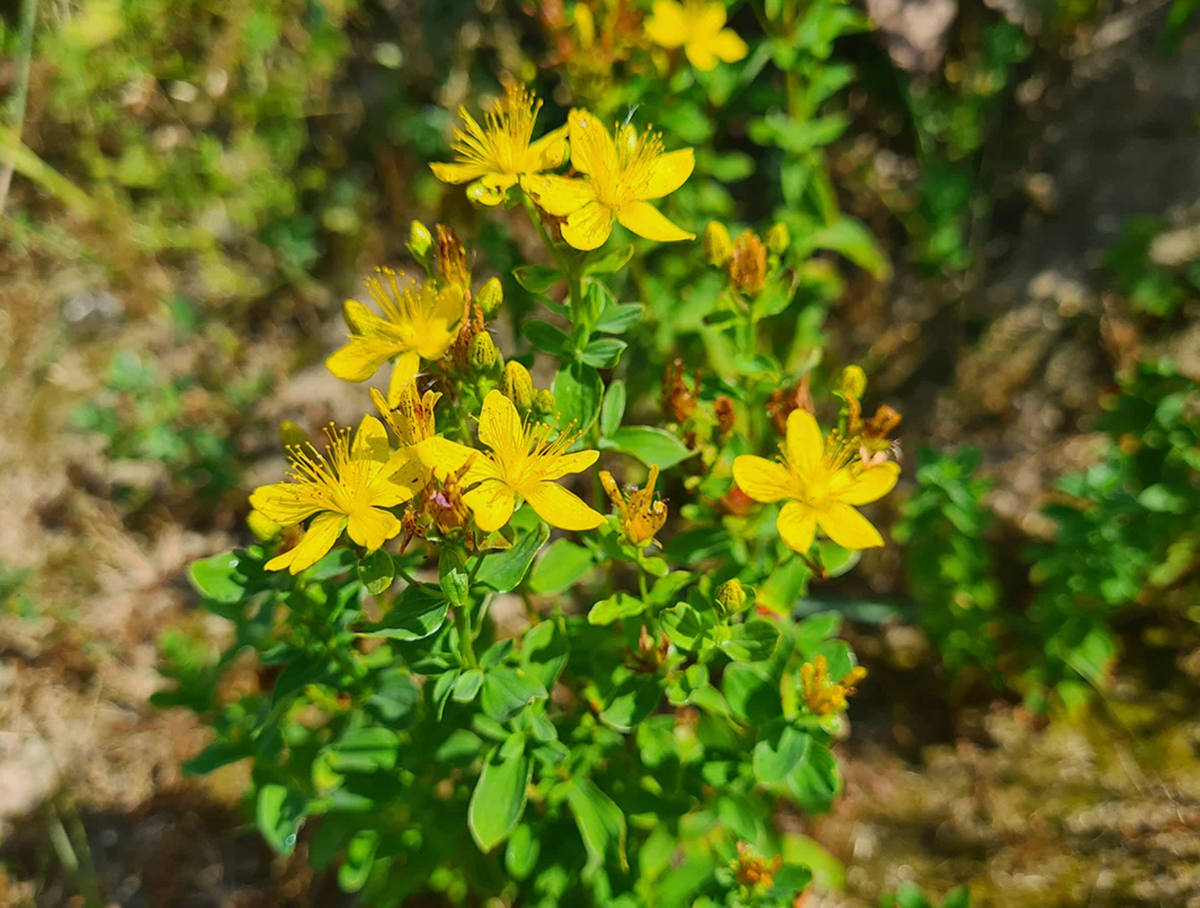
[
  {"x1": 453, "y1": 603, "x2": 478, "y2": 668},
  {"x1": 0, "y1": 0, "x2": 39, "y2": 216},
  {"x1": 636, "y1": 553, "x2": 650, "y2": 600}
]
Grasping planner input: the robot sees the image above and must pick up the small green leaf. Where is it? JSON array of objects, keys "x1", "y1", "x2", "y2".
[
  {"x1": 189, "y1": 551, "x2": 249, "y2": 603},
  {"x1": 358, "y1": 549, "x2": 394, "y2": 596},
  {"x1": 723, "y1": 663, "x2": 782, "y2": 725},
  {"x1": 439, "y1": 547, "x2": 469, "y2": 607},
  {"x1": 182, "y1": 741, "x2": 246, "y2": 776},
  {"x1": 338, "y1": 828, "x2": 379, "y2": 893},
  {"x1": 660, "y1": 603, "x2": 709, "y2": 651},
  {"x1": 757, "y1": 558, "x2": 812, "y2": 617},
  {"x1": 588, "y1": 592, "x2": 646, "y2": 625},
  {"x1": 580, "y1": 338, "x2": 627, "y2": 368},
  {"x1": 256, "y1": 784, "x2": 308, "y2": 854},
  {"x1": 513, "y1": 264, "x2": 563, "y2": 293},
  {"x1": 600, "y1": 380, "x2": 627, "y2": 438},
  {"x1": 522, "y1": 619, "x2": 570, "y2": 689},
  {"x1": 600, "y1": 426, "x2": 695, "y2": 469},
  {"x1": 523, "y1": 320, "x2": 573, "y2": 357},
  {"x1": 600, "y1": 673, "x2": 662, "y2": 732},
  {"x1": 753, "y1": 723, "x2": 811, "y2": 784},
  {"x1": 469, "y1": 744, "x2": 532, "y2": 852},
  {"x1": 568, "y1": 778, "x2": 628, "y2": 875},
  {"x1": 552, "y1": 362, "x2": 603, "y2": 435},
  {"x1": 357, "y1": 582, "x2": 448, "y2": 641},
  {"x1": 328, "y1": 728, "x2": 401, "y2": 772},
  {"x1": 529, "y1": 539, "x2": 595, "y2": 594},
  {"x1": 594, "y1": 302, "x2": 645, "y2": 334},
  {"x1": 475, "y1": 520, "x2": 550, "y2": 592},
  {"x1": 722, "y1": 620, "x2": 781, "y2": 662},
  {"x1": 454, "y1": 668, "x2": 485, "y2": 702},
  {"x1": 805, "y1": 217, "x2": 890, "y2": 280},
  {"x1": 586, "y1": 244, "x2": 635, "y2": 275},
  {"x1": 480, "y1": 666, "x2": 548, "y2": 722},
  {"x1": 506, "y1": 823, "x2": 541, "y2": 880}
]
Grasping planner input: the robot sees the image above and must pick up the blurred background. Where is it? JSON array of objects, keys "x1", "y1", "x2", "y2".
[{"x1": 2, "y1": 0, "x2": 1200, "y2": 904}]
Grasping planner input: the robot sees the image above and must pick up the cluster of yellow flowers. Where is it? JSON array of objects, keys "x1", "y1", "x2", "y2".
[{"x1": 799, "y1": 654, "x2": 868, "y2": 716}]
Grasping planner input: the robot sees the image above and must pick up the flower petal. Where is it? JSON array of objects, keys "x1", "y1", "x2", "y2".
[
  {"x1": 616, "y1": 201, "x2": 694, "y2": 242},
  {"x1": 523, "y1": 481, "x2": 605, "y2": 530},
  {"x1": 346, "y1": 506, "x2": 402, "y2": 551},
  {"x1": 693, "y1": 1, "x2": 727, "y2": 33},
  {"x1": 353, "y1": 415, "x2": 391, "y2": 462},
  {"x1": 833, "y1": 461, "x2": 901, "y2": 506},
  {"x1": 537, "y1": 449, "x2": 599, "y2": 481},
  {"x1": 732, "y1": 455, "x2": 798, "y2": 502},
  {"x1": 815, "y1": 503, "x2": 884, "y2": 550},
  {"x1": 568, "y1": 109, "x2": 618, "y2": 177},
  {"x1": 387, "y1": 452, "x2": 431, "y2": 499},
  {"x1": 522, "y1": 174, "x2": 597, "y2": 217},
  {"x1": 430, "y1": 161, "x2": 488, "y2": 184},
  {"x1": 645, "y1": 0, "x2": 687, "y2": 48},
  {"x1": 785, "y1": 409, "x2": 823, "y2": 475},
  {"x1": 641, "y1": 149, "x2": 695, "y2": 200},
  {"x1": 343, "y1": 300, "x2": 375, "y2": 335},
  {"x1": 249, "y1": 482, "x2": 322, "y2": 526},
  {"x1": 387, "y1": 351, "x2": 422, "y2": 406},
  {"x1": 560, "y1": 201, "x2": 614, "y2": 250},
  {"x1": 433, "y1": 284, "x2": 466, "y2": 324},
  {"x1": 415, "y1": 435, "x2": 478, "y2": 479},
  {"x1": 478, "y1": 390, "x2": 524, "y2": 451},
  {"x1": 711, "y1": 28, "x2": 748, "y2": 63},
  {"x1": 523, "y1": 123, "x2": 570, "y2": 172},
  {"x1": 777, "y1": 500, "x2": 817, "y2": 554},
  {"x1": 266, "y1": 512, "x2": 345, "y2": 574},
  {"x1": 464, "y1": 480, "x2": 517, "y2": 532},
  {"x1": 684, "y1": 40, "x2": 719, "y2": 71},
  {"x1": 328, "y1": 335, "x2": 407, "y2": 383}
]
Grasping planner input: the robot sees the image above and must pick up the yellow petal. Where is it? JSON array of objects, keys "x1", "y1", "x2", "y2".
[
  {"x1": 776, "y1": 501, "x2": 817, "y2": 554},
  {"x1": 327, "y1": 335, "x2": 407, "y2": 383},
  {"x1": 467, "y1": 178, "x2": 509, "y2": 207},
  {"x1": 464, "y1": 480, "x2": 517, "y2": 532},
  {"x1": 641, "y1": 148, "x2": 695, "y2": 200},
  {"x1": 353, "y1": 415, "x2": 391, "y2": 462},
  {"x1": 433, "y1": 284, "x2": 466, "y2": 324},
  {"x1": 249, "y1": 482, "x2": 322, "y2": 527},
  {"x1": 389, "y1": 454, "x2": 431, "y2": 498},
  {"x1": 692, "y1": 1, "x2": 727, "y2": 33},
  {"x1": 685, "y1": 39, "x2": 719, "y2": 71},
  {"x1": 415, "y1": 323, "x2": 458, "y2": 361},
  {"x1": 523, "y1": 123, "x2": 570, "y2": 172},
  {"x1": 346, "y1": 506, "x2": 402, "y2": 551},
  {"x1": 522, "y1": 174, "x2": 596, "y2": 217},
  {"x1": 370, "y1": 451, "x2": 419, "y2": 505},
  {"x1": 645, "y1": 0, "x2": 687, "y2": 47},
  {"x1": 266, "y1": 512, "x2": 345, "y2": 574},
  {"x1": 478, "y1": 390, "x2": 524, "y2": 450},
  {"x1": 711, "y1": 28, "x2": 748, "y2": 62},
  {"x1": 562, "y1": 200, "x2": 616, "y2": 251},
  {"x1": 616, "y1": 201, "x2": 694, "y2": 243},
  {"x1": 523, "y1": 481, "x2": 605, "y2": 530},
  {"x1": 785, "y1": 409, "x2": 823, "y2": 475},
  {"x1": 343, "y1": 300, "x2": 375, "y2": 335},
  {"x1": 387, "y1": 351, "x2": 422, "y2": 406},
  {"x1": 815, "y1": 503, "x2": 884, "y2": 550},
  {"x1": 538, "y1": 449, "x2": 599, "y2": 481},
  {"x1": 834, "y1": 461, "x2": 901, "y2": 506},
  {"x1": 430, "y1": 161, "x2": 488, "y2": 184},
  {"x1": 415, "y1": 435, "x2": 479, "y2": 478},
  {"x1": 480, "y1": 172, "x2": 520, "y2": 193},
  {"x1": 568, "y1": 109, "x2": 618, "y2": 177},
  {"x1": 732, "y1": 455, "x2": 798, "y2": 502}
]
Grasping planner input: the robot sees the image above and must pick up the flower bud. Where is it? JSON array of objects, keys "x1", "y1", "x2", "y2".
[
  {"x1": 476, "y1": 276, "x2": 504, "y2": 318},
  {"x1": 715, "y1": 578, "x2": 749, "y2": 614},
  {"x1": 839, "y1": 364, "x2": 867, "y2": 401},
  {"x1": 730, "y1": 230, "x2": 767, "y2": 296},
  {"x1": 533, "y1": 388, "x2": 556, "y2": 415},
  {"x1": 702, "y1": 221, "x2": 733, "y2": 267},
  {"x1": 501, "y1": 361, "x2": 534, "y2": 411},
  {"x1": 469, "y1": 332, "x2": 499, "y2": 371},
  {"x1": 407, "y1": 220, "x2": 433, "y2": 261},
  {"x1": 436, "y1": 225, "x2": 470, "y2": 287},
  {"x1": 765, "y1": 222, "x2": 790, "y2": 255}
]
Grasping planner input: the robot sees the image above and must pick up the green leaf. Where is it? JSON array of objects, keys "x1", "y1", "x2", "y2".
[
  {"x1": 580, "y1": 338, "x2": 627, "y2": 369},
  {"x1": 794, "y1": 611, "x2": 842, "y2": 656},
  {"x1": 523, "y1": 320, "x2": 574, "y2": 357},
  {"x1": 366, "y1": 669, "x2": 419, "y2": 724},
  {"x1": 594, "y1": 302, "x2": 645, "y2": 334},
  {"x1": 758, "y1": 558, "x2": 812, "y2": 617},
  {"x1": 529, "y1": 539, "x2": 595, "y2": 594},
  {"x1": 753, "y1": 723, "x2": 811, "y2": 784},
  {"x1": 588, "y1": 592, "x2": 646, "y2": 625},
  {"x1": 522, "y1": 619, "x2": 570, "y2": 689},
  {"x1": 358, "y1": 549, "x2": 394, "y2": 596},
  {"x1": 454, "y1": 668, "x2": 485, "y2": 702},
  {"x1": 660, "y1": 603, "x2": 709, "y2": 651},
  {"x1": 182, "y1": 741, "x2": 246, "y2": 776},
  {"x1": 568, "y1": 778, "x2": 629, "y2": 875},
  {"x1": 480, "y1": 666, "x2": 548, "y2": 722},
  {"x1": 600, "y1": 426, "x2": 695, "y2": 469},
  {"x1": 586, "y1": 244, "x2": 635, "y2": 275},
  {"x1": 432, "y1": 669, "x2": 459, "y2": 721},
  {"x1": 256, "y1": 784, "x2": 308, "y2": 855},
  {"x1": 787, "y1": 742, "x2": 840, "y2": 813},
  {"x1": 552, "y1": 362, "x2": 603, "y2": 435},
  {"x1": 805, "y1": 218, "x2": 889, "y2": 280},
  {"x1": 723, "y1": 663, "x2": 782, "y2": 725},
  {"x1": 338, "y1": 828, "x2": 379, "y2": 893},
  {"x1": 469, "y1": 744, "x2": 533, "y2": 852},
  {"x1": 439, "y1": 547, "x2": 469, "y2": 607},
  {"x1": 328, "y1": 728, "x2": 401, "y2": 772},
  {"x1": 600, "y1": 673, "x2": 662, "y2": 732},
  {"x1": 506, "y1": 823, "x2": 541, "y2": 880},
  {"x1": 189, "y1": 551, "x2": 249, "y2": 603},
  {"x1": 722, "y1": 620, "x2": 781, "y2": 662},
  {"x1": 475, "y1": 520, "x2": 550, "y2": 592},
  {"x1": 513, "y1": 264, "x2": 563, "y2": 293},
  {"x1": 600, "y1": 380, "x2": 627, "y2": 438},
  {"x1": 357, "y1": 583, "x2": 448, "y2": 641}
]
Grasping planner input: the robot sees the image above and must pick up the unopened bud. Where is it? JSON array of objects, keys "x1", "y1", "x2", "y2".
[
  {"x1": 730, "y1": 230, "x2": 767, "y2": 296},
  {"x1": 765, "y1": 222, "x2": 790, "y2": 255},
  {"x1": 702, "y1": 221, "x2": 733, "y2": 267},
  {"x1": 839, "y1": 364, "x2": 867, "y2": 401},
  {"x1": 407, "y1": 220, "x2": 433, "y2": 261},
  {"x1": 469, "y1": 332, "x2": 499, "y2": 371},
  {"x1": 533, "y1": 388, "x2": 556, "y2": 415},
  {"x1": 715, "y1": 578, "x2": 749, "y2": 614},
  {"x1": 436, "y1": 225, "x2": 470, "y2": 287},
  {"x1": 476, "y1": 276, "x2": 504, "y2": 317},
  {"x1": 501, "y1": 361, "x2": 534, "y2": 411}
]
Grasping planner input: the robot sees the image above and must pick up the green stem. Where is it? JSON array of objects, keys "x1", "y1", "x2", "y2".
[
  {"x1": 0, "y1": 0, "x2": 39, "y2": 215},
  {"x1": 453, "y1": 603, "x2": 478, "y2": 669},
  {"x1": 635, "y1": 552, "x2": 650, "y2": 600}
]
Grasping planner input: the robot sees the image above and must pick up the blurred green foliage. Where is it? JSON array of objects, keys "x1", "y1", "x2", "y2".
[
  {"x1": 882, "y1": 883, "x2": 970, "y2": 908},
  {"x1": 1103, "y1": 218, "x2": 1200, "y2": 319}
]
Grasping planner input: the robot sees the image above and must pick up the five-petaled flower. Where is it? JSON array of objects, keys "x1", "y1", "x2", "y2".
[
  {"x1": 430, "y1": 83, "x2": 569, "y2": 207},
  {"x1": 732, "y1": 409, "x2": 900, "y2": 554},
  {"x1": 418, "y1": 390, "x2": 604, "y2": 533},
  {"x1": 523, "y1": 110, "x2": 695, "y2": 251},
  {"x1": 250, "y1": 417, "x2": 414, "y2": 574},
  {"x1": 645, "y1": 0, "x2": 748, "y2": 72},
  {"x1": 326, "y1": 269, "x2": 463, "y2": 406}
]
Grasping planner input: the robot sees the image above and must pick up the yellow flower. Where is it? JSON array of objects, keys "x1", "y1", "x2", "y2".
[
  {"x1": 250, "y1": 417, "x2": 413, "y2": 574},
  {"x1": 800, "y1": 655, "x2": 867, "y2": 715},
  {"x1": 326, "y1": 268, "x2": 464, "y2": 406},
  {"x1": 600, "y1": 465, "x2": 668, "y2": 546},
  {"x1": 523, "y1": 110, "x2": 695, "y2": 251},
  {"x1": 644, "y1": 0, "x2": 748, "y2": 71},
  {"x1": 430, "y1": 83, "x2": 569, "y2": 207},
  {"x1": 732, "y1": 409, "x2": 900, "y2": 554},
  {"x1": 370, "y1": 382, "x2": 449, "y2": 494},
  {"x1": 417, "y1": 390, "x2": 604, "y2": 533}
]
